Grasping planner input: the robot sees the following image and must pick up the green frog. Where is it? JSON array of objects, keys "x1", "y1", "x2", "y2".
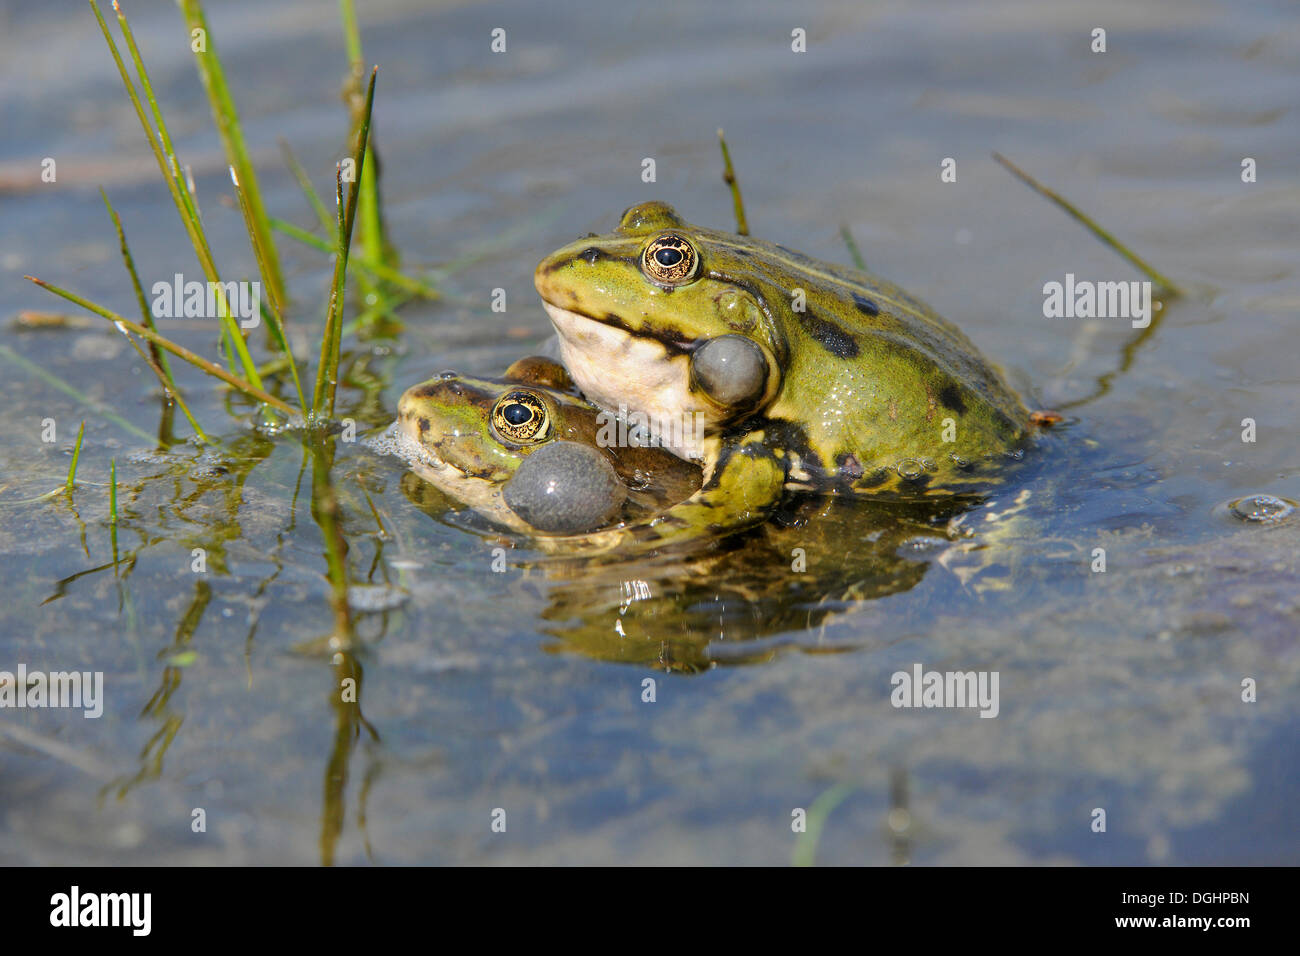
[
  {"x1": 534, "y1": 201, "x2": 1038, "y2": 516},
  {"x1": 392, "y1": 357, "x2": 705, "y2": 538}
]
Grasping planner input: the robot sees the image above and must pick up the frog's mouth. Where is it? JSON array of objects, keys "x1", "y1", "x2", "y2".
[{"x1": 540, "y1": 302, "x2": 707, "y2": 461}]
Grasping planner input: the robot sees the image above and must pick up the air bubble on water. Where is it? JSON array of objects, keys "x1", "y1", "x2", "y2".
[
  {"x1": 439, "y1": 369, "x2": 459, "y2": 380},
  {"x1": 905, "y1": 536, "x2": 947, "y2": 553},
  {"x1": 626, "y1": 469, "x2": 653, "y2": 491},
  {"x1": 1226, "y1": 493, "x2": 1296, "y2": 525},
  {"x1": 251, "y1": 404, "x2": 298, "y2": 436}
]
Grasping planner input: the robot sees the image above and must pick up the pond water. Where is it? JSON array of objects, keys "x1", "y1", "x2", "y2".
[{"x1": 1, "y1": 0, "x2": 1297, "y2": 864}]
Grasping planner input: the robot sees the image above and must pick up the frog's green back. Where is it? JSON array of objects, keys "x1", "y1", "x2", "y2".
[{"x1": 698, "y1": 226, "x2": 1031, "y2": 492}]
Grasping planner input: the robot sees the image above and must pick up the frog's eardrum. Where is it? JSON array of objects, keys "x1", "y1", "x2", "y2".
[
  {"x1": 690, "y1": 333, "x2": 769, "y2": 409},
  {"x1": 503, "y1": 441, "x2": 627, "y2": 533}
]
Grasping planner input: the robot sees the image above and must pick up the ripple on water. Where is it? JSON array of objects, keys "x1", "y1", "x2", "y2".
[{"x1": 1219, "y1": 493, "x2": 1297, "y2": 525}]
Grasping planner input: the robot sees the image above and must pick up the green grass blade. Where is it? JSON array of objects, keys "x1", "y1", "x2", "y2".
[
  {"x1": 717, "y1": 128, "x2": 749, "y2": 236},
  {"x1": 109, "y1": 458, "x2": 118, "y2": 524},
  {"x1": 340, "y1": 0, "x2": 398, "y2": 319},
  {"x1": 229, "y1": 166, "x2": 307, "y2": 412},
  {"x1": 0, "y1": 344, "x2": 153, "y2": 443},
  {"x1": 839, "y1": 223, "x2": 867, "y2": 271},
  {"x1": 993, "y1": 152, "x2": 1180, "y2": 297},
  {"x1": 340, "y1": 291, "x2": 416, "y2": 338},
  {"x1": 66, "y1": 421, "x2": 86, "y2": 493},
  {"x1": 280, "y1": 139, "x2": 336, "y2": 234},
  {"x1": 792, "y1": 782, "x2": 855, "y2": 867},
  {"x1": 25, "y1": 276, "x2": 296, "y2": 415},
  {"x1": 178, "y1": 0, "x2": 286, "y2": 308},
  {"x1": 313, "y1": 66, "x2": 378, "y2": 417},
  {"x1": 270, "y1": 217, "x2": 439, "y2": 298},
  {"x1": 100, "y1": 189, "x2": 166, "y2": 367},
  {"x1": 100, "y1": 189, "x2": 208, "y2": 440},
  {"x1": 92, "y1": 0, "x2": 263, "y2": 387},
  {"x1": 120, "y1": 327, "x2": 211, "y2": 442}
]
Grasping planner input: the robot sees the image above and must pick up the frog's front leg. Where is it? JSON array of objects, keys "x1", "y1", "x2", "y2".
[{"x1": 554, "y1": 434, "x2": 787, "y2": 555}]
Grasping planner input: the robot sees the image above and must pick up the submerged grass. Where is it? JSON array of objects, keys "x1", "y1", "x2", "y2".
[
  {"x1": 108, "y1": 458, "x2": 118, "y2": 524},
  {"x1": 793, "y1": 782, "x2": 856, "y2": 867}
]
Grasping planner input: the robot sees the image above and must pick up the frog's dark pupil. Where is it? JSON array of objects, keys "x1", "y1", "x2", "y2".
[
  {"x1": 655, "y1": 247, "x2": 683, "y2": 266},
  {"x1": 503, "y1": 403, "x2": 532, "y2": 426}
]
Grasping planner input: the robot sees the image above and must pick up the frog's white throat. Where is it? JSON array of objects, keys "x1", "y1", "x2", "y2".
[{"x1": 541, "y1": 302, "x2": 707, "y2": 462}]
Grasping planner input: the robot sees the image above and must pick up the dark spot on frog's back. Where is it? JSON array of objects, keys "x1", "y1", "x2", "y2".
[
  {"x1": 852, "y1": 292, "x2": 880, "y2": 316},
  {"x1": 938, "y1": 382, "x2": 967, "y2": 415},
  {"x1": 418, "y1": 417, "x2": 430, "y2": 434},
  {"x1": 795, "y1": 309, "x2": 859, "y2": 358}
]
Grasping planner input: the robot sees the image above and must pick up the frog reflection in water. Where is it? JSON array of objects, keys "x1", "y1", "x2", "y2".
[{"x1": 399, "y1": 463, "x2": 973, "y2": 671}]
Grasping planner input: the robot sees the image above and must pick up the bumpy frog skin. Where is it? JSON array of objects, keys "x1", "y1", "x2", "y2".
[
  {"x1": 396, "y1": 358, "x2": 786, "y2": 550},
  {"x1": 535, "y1": 201, "x2": 1033, "y2": 504}
]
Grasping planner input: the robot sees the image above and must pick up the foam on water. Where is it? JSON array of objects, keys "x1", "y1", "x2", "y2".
[{"x1": 363, "y1": 420, "x2": 447, "y2": 473}]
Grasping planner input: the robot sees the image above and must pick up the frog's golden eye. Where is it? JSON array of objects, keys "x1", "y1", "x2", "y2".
[
  {"x1": 491, "y1": 390, "x2": 550, "y2": 444},
  {"x1": 642, "y1": 234, "x2": 699, "y2": 285}
]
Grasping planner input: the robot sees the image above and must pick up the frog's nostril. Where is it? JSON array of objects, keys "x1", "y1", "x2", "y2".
[{"x1": 580, "y1": 247, "x2": 601, "y2": 265}]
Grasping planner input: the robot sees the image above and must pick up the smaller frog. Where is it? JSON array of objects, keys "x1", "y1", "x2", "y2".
[{"x1": 394, "y1": 357, "x2": 711, "y2": 540}]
